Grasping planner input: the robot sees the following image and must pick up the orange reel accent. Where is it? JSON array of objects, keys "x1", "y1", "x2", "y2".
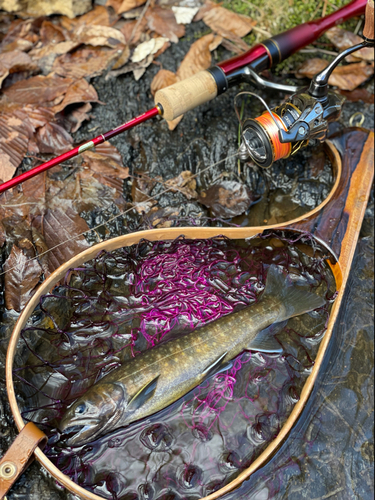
[{"x1": 255, "y1": 112, "x2": 292, "y2": 162}]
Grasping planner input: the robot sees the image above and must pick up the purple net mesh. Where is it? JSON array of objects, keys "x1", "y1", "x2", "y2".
[{"x1": 14, "y1": 231, "x2": 336, "y2": 500}]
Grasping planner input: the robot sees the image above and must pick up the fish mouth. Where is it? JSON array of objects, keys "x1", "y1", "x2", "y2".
[{"x1": 63, "y1": 423, "x2": 101, "y2": 447}]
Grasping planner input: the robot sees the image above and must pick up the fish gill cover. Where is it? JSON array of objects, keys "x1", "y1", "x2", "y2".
[{"x1": 14, "y1": 232, "x2": 336, "y2": 500}]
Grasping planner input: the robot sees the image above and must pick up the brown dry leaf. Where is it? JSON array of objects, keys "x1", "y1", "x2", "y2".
[
  {"x1": 112, "y1": 44, "x2": 131, "y2": 70},
  {"x1": 52, "y1": 78, "x2": 100, "y2": 114},
  {"x1": 296, "y1": 58, "x2": 374, "y2": 91},
  {"x1": 75, "y1": 24, "x2": 126, "y2": 48},
  {"x1": 52, "y1": 46, "x2": 118, "y2": 79},
  {"x1": 2, "y1": 74, "x2": 74, "y2": 105},
  {"x1": 198, "y1": 181, "x2": 254, "y2": 218},
  {"x1": 339, "y1": 88, "x2": 375, "y2": 104},
  {"x1": 329, "y1": 62, "x2": 374, "y2": 91},
  {"x1": 0, "y1": 221, "x2": 6, "y2": 247},
  {"x1": 177, "y1": 33, "x2": 222, "y2": 81},
  {"x1": 29, "y1": 40, "x2": 81, "y2": 75},
  {"x1": 165, "y1": 171, "x2": 197, "y2": 200},
  {"x1": 145, "y1": 6, "x2": 185, "y2": 44},
  {"x1": 106, "y1": 0, "x2": 147, "y2": 15},
  {"x1": 0, "y1": 50, "x2": 39, "y2": 88},
  {"x1": 120, "y1": 18, "x2": 148, "y2": 45},
  {"x1": 0, "y1": 17, "x2": 41, "y2": 52},
  {"x1": 0, "y1": 113, "x2": 30, "y2": 182},
  {"x1": 81, "y1": 150, "x2": 129, "y2": 199},
  {"x1": 36, "y1": 122, "x2": 73, "y2": 154},
  {"x1": 326, "y1": 27, "x2": 374, "y2": 62},
  {"x1": 22, "y1": 171, "x2": 47, "y2": 200},
  {"x1": 42, "y1": 207, "x2": 90, "y2": 273},
  {"x1": 60, "y1": 102, "x2": 92, "y2": 134},
  {"x1": 61, "y1": 6, "x2": 112, "y2": 31},
  {"x1": 131, "y1": 37, "x2": 168, "y2": 63},
  {"x1": 202, "y1": 5, "x2": 256, "y2": 39},
  {"x1": 40, "y1": 20, "x2": 66, "y2": 45},
  {"x1": 194, "y1": 0, "x2": 217, "y2": 22},
  {"x1": 82, "y1": 151, "x2": 129, "y2": 179},
  {"x1": 1, "y1": 0, "x2": 92, "y2": 18},
  {"x1": 4, "y1": 244, "x2": 43, "y2": 312},
  {"x1": 151, "y1": 69, "x2": 179, "y2": 96},
  {"x1": 94, "y1": 142, "x2": 123, "y2": 163}
]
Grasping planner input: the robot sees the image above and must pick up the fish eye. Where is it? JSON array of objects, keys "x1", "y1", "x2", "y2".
[{"x1": 75, "y1": 403, "x2": 86, "y2": 415}]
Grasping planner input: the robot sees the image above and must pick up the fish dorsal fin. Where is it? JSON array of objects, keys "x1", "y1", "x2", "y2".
[
  {"x1": 263, "y1": 265, "x2": 326, "y2": 322},
  {"x1": 247, "y1": 321, "x2": 287, "y2": 353},
  {"x1": 127, "y1": 376, "x2": 159, "y2": 412},
  {"x1": 202, "y1": 352, "x2": 231, "y2": 379}
]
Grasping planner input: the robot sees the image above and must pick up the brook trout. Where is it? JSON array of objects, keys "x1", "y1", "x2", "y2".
[{"x1": 60, "y1": 265, "x2": 325, "y2": 446}]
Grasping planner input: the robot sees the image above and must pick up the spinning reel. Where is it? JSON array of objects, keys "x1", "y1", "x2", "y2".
[{"x1": 238, "y1": 27, "x2": 374, "y2": 168}]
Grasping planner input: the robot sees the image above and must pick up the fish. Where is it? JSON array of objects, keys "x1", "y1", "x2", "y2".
[{"x1": 59, "y1": 265, "x2": 326, "y2": 446}]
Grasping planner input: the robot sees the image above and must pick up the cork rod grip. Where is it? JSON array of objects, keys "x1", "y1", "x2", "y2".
[
  {"x1": 155, "y1": 71, "x2": 218, "y2": 121},
  {"x1": 363, "y1": 0, "x2": 374, "y2": 39}
]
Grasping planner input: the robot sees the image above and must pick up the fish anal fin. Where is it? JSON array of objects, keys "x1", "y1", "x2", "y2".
[
  {"x1": 248, "y1": 321, "x2": 286, "y2": 354},
  {"x1": 202, "y1": 352, "x2": 231, "y2": 380},
  {"x1": 128, "y1": 376, "x2": 159, "y2": 412}
]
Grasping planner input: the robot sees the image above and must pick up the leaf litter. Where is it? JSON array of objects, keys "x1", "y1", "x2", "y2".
[{"x1": 0, "y1": 0, "x2": 372, "y2": 314}]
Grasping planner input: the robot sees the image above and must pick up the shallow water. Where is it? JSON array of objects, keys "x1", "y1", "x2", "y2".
[{"x1": 14, "y1": 233, "x2": 335, "y2": 500}]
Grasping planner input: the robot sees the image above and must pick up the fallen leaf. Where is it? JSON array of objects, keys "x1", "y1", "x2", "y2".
[
  {"x1": 339, "y1": 88, "x2": 375, "y2": 104},
  {"x1": 52, "y1": 78, "x2": 100, "y2": 114},
  {"x1": 15, "y1": 0, "x2": 91, "y2": 18},
  {"x1": 42, "y1": 207, "x2": 90, "y2": 273},
  {"x1": 296, "y1": 58, "x2": 374, "y2": 91},
  {"x1": 94, "y1": 142, "x2": 123, "y2": 163},
  {"x1": 120, "y1": 17, "x2": 148, "y2": 45},
  {"x1": 151, "y1": 69, "x2": 179, "y2": 96},
  {"x1": 202, "y1": 5, "x2": 256, "y2": 39},
  {"x1": 0, "y1": 50, "x2": 39, "y2": 88},
  {"x1": 82, "y1": 151, "x2": 129, "y2": 179},
  {"x1": 131, "y1": 37, "x2": 169, "y2": 63},
  {"x1": 35, "y1": 122, "x2": 73, "y2": 154},
  {"x1": 75, "y1": 24, "x2": 126, "y2": 48},
  {"x1": 40, "y1": 20, "x2": 66, "y2": 45},
  {"x1": 2, "y1": 74, "x2": 74, "y2": 105},
  {"x1": 131, "y1": 173, "x2": 158, "y2": 203},
  {"x1": 22, "y1": 171, "x2": 46, "y2": 200},
  {"x1": 326, "y1": 27, "x2": 374, "y2": 62},
  {"x1": 107, "y1": 54, "x2": 153, "y2": 80},
  {"x1": 59, "y1": 102, "x2": 93, "y2": 134},
  {"x1": 81, "y1": 150, "x2": 129, "y2": 199},
  {"x1": 112, "y1": 44, "x2": 131, "y2": 69},
  {"x1": 194, "y1": 0, "x2": 217, "y2": 22},
  {"x1": 29, "y1": 41, "x2": 80, "y2": 75},
  {"x1": 329, "y1": 62, "x2": 374, "y2": 91},
  {"x1": 177, "y1": 33, "x2": 222, "y2": 80},
  {"x1": 53, "y1": 46, "x2": 118, "y2": 79},
  {"x1": 61, "y1": 5, "x2": 112, "y2": 31},
  {"x1": 0, "y1": 113, "x2": 30, "y2": 182},
  {"x1": 198, "y1": 181, "x2": 254, "y2": 218},
  {"x1": 4, "y1": 244, "x2": 43, "y2": 312},
  {"x1": 172, "y1": 6, "x2": 200, "y2": 25},
  {"x1": 145, "y1": 7, "x2": 185, "y2": 44},
  {"x1": 0, "y1": 221, "x2": 5, "y2": 247},
  {"x1": 165, "y1": 171, "x2": 197, "y2": 200},
  {"x1": 106, "y1": 0, "x2": 147, "y2": 15}
]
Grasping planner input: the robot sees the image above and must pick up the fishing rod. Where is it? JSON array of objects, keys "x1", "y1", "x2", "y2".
[{"x1": 0, "y1": 0, "x2": 370, "y2": 195}]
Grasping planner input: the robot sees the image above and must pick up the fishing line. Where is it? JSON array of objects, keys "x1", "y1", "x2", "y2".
[{"x1": 0, "y1": 153, "x2": 238, "y2": 279}]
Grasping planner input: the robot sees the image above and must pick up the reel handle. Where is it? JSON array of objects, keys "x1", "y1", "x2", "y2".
[{"x1": 363, "y1": 0, "x2": 374, "y2": 40}]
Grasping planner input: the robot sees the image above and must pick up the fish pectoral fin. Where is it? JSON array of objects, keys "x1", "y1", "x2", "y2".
[
  {"x1": 127, "y1": 376, "x2": 159, "y2": 412},
  {"x1": 247, "y1": 321, "x2": 286, "y2": 353},
  {"x1": 202, "y1": 352, "x2": 231, "y2": 380}
]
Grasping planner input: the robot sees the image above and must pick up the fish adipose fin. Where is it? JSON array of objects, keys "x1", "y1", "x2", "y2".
[
  {"x1": 248, "y1": 321, "x2": 287, "y2": 353},
  {"x1": 128, "y1": 376, "x2": 159, "y2": 412},
  {"x1": 264, "y1": 264, "x2": 326, "y2": 322}
]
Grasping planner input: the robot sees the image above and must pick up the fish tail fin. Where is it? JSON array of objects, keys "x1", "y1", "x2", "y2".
[{"x1": 263, "y1": 265, "x2": 326, "y2": 322}]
